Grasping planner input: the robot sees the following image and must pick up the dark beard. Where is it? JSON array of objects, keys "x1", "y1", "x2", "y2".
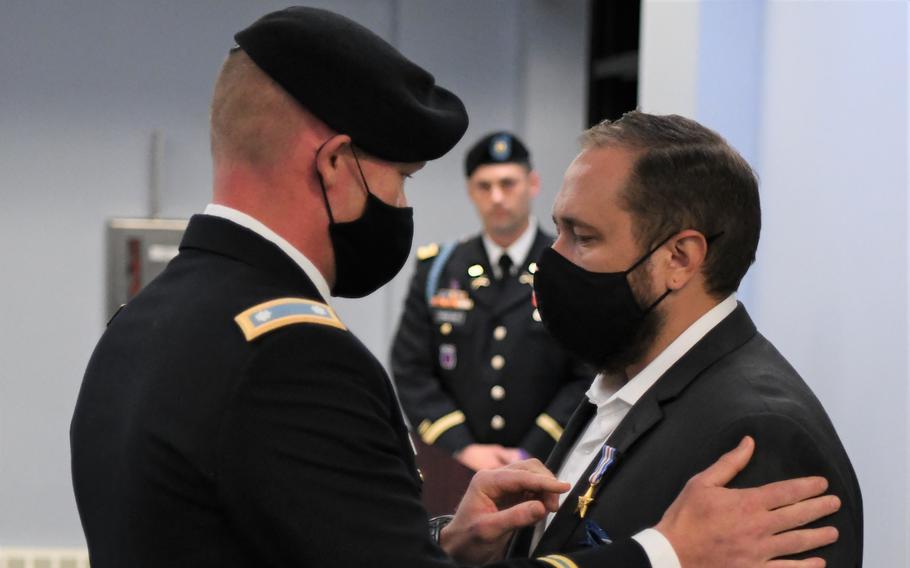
[
  {"x1": 592, "y1": 263, "x2": 665, "y2": 376},
  {"x1": 593, "y1": 306, "x2": 663, "y2": 376}
]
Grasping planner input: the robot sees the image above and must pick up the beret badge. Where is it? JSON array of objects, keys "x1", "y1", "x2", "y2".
[
  {"x1": 489, "y1": 135, "x2": 512, "y2": 161},
  {"x1": 464, "y1": 130, "x2": 531, "y2": 177}
]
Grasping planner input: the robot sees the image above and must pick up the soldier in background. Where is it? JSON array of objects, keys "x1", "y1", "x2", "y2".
[{"x1": 392, "y1": 133, "x2": 589, "y2": 470}]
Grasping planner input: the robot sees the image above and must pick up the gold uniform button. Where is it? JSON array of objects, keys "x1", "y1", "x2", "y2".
[
  {"x1": 490, "y1": 385, "x2": 506, "y2": 400},
  {"x1": 532, "y1": 309, "x2": 542, "y2": 322},
  {"x1": 491, "y1": 355, "x2": 505, "y2": 370},
  {"x1": 468, "y1": 264, "x2": 485, "y2": 277},
  {"x1": 491, "y1": 415, "x2": 506, "y2": 430},
  {"x1": 528, "y1": 262, "x2": 538, "y2": 274},
  {"x1": 440, "y1": 322, "x2": 453, "y2": 335},
  {"x1": 493, "y1": 325, "x2": 507, "y2": 340}
]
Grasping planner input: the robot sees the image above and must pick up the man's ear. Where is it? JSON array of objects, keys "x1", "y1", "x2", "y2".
[
  {"x1": 314, "y1": 134, "x2": 352, "y2": 188},
  {"x1": 664, "y1": 230, "x2": 708, "y2": 291}
]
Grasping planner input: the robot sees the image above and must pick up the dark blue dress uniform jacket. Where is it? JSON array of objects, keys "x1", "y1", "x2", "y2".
[
  {"x1": 391, "y1": 230, "x2": 590, "y2": 461},
  {"x1": 70, "y1": 215, "x2": 651, "y2": 568}
]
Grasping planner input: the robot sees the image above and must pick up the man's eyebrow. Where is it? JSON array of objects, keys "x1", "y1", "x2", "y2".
[{"x1": 552, "y1": 214, "x2": 598, "y2": 232}]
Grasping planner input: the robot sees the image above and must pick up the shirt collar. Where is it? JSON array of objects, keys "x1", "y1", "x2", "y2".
[
  {"x1": 587, "y1": 293, "x2": 738, "y2": 409},
  {"x1": 202, "y1": 203, "x2": 333, "y2": 303},
  {"x1": 481, "y1": 216, "x2": 538, "y2": 270}
]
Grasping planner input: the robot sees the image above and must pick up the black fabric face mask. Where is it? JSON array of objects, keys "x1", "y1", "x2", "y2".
[
  {"x1": 532, "y1": 238, "x2": 672, "y2": 370},
  {"x1": 318, "y1": 146, "x2": 414, "y2": 298}
]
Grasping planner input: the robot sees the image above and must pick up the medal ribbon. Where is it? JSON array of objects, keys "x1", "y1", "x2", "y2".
[
  {"x1": 588, "y1": 444, "x2": 617, "y2": 486},
  {"x1": 576, "y1": 444, "x2": 618, "y2": 518}
]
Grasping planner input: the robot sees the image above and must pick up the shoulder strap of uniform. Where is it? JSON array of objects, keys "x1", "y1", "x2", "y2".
[
  {"x1": 425, "y1": 240, "x2": 458, "y2": 304},
  {"x1": 416, "y1": 242, "x2": 440, "y2": 261},
  {"x1": 234, "y1": 297, "x2": 346, "y2": 341}
]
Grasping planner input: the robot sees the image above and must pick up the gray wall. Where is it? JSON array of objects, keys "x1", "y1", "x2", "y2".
[
  {"x1": 0, "y1": 0, "x2": 589, "y2": 546},
  {"x1": 641, "y1": 1, "x2": 908, "y2": 565}
]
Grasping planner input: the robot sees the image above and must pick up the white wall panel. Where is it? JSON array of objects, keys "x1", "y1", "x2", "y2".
[
  {"x1": 641, "y1": 1, "x2": 909, "y2": 564},
  {"x1": 639, "y1": 0, "x2": 700, "y2": 117},
  {"x1": 755, "y1": 5, "x2": 907, "y2": 566}
]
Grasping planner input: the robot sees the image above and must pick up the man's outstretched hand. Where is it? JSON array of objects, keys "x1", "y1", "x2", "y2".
[{"x1": 441, "y1": 459, "x2": 569, "y2": 565}]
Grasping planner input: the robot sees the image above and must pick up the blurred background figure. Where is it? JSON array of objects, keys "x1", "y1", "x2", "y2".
[{"x1": 392, "y1": 132, "x2": 590, "y2": 470}]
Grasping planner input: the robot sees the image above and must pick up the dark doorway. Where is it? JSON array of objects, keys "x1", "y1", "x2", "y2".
[{"x1": 587, "y1": 1, "x2": 641, "y2": 126}]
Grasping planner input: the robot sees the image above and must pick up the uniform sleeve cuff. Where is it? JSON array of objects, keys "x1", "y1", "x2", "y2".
[
  {"x1": 417, "y1": 410, "x2": 466, "y2": 444},
  {"x1": 631, "y1": 528, "x2": 681, "y2": 568},
  {"x1": 535, "y1": 413, "x2": 565, "y2": 442}
]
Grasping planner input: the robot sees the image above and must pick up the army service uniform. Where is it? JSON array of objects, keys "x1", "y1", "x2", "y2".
[
  {"x1": 72, "y1": 215, "x2": 651, "y2": 568},
  {"x1": 391, "y1": 229, "x2": 591, "y2": 461}
]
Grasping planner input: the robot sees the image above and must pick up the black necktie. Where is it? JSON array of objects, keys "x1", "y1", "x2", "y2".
[{"x1": 498, "y1": 254, "x2": 513, "y2": 281}]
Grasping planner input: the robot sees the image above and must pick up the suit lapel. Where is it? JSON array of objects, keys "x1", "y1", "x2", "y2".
[
  {"x1": 545, "y1": 399, "x2": 596, "y2": 472},
  {"x1": 649, "y1": 304, "x2": 757, "y2": 403},
  {"x1": 530, "y1": 304, "x2": 758, "y2": 554},
  {"x1": 604, "y1": 304, "x2": 757, "y2": 456},
  {"x1": 508, "y1": 400, "x2": 595, "y2": 558},
  {"x1": 533, "y1": 392, "x2": 663, "y2": 554},
  {"x1": 532, "y1": 441, "x2": 625, "y2": 555}
]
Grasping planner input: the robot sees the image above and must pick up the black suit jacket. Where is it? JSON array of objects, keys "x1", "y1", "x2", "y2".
[
  {"x1": 391, "y1": 230, "x2": 590, "y2": 460},
  {"x1": 70, "y1": 215, "x2": 649, "y2": 568},
  {"x1": 513, "y1": 304, "x2": 863, "y2": 566}
]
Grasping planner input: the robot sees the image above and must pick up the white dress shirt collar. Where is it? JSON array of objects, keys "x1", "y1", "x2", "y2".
[
  {"x1": 586, "y1": 293, "x2": 739, "y2": 410},
  {"x1": 481, "y1": 216, "x2": 538, "y2": 277},
  {"x1": 202, "y1": 204, "x2": 332, "y2": 303}
]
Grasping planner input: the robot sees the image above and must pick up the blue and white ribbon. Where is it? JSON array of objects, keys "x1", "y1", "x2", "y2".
[
  {"x1": 576, "y1": 444, "x2": 618, "y2": 518},
  {"x1": 588, "y1": 444, "x2": 618, "y2": 486}
]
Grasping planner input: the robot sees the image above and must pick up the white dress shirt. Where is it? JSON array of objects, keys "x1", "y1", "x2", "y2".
[
  {"x1": 531, "y1": 293, "x2": 739, "y2": 566},
  {"x1": 203, "y1": 204, "x2": 332, "y2": 303},
  {"x1": 481, "y1": 216, "x2": 538, "y2": 278}
]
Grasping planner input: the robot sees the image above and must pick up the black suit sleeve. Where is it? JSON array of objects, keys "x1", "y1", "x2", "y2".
[
  {"x1": 693, "y1": 413, "x2": 862, "y2": 567},
  {"x1": 391, "y1": 258, "x2": 475, "y2": 453}
]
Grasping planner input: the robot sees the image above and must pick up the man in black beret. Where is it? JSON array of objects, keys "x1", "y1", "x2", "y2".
[
  {"x1": 392, "y1": 132, "x2": 590, "y2": 469},
  {"x1": 70, "y1": 6, "x2": 840, "y2": 568}
]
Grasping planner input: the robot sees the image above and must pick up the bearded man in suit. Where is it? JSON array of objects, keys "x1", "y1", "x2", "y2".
[{"x1": 513, "y1": 111, "x2": 863, "y2": 567}]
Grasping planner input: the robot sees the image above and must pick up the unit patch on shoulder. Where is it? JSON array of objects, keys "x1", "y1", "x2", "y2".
[
  {"x1": 416, "y1": 242, "x2": 439, "y2": 261},
  {"x1": 234, "y1": 298, "x2": 346, "y2": 341}
]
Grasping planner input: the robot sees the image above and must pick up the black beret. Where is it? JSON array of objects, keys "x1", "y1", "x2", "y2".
[
  {"x1": 464, "y1": 131, "x2": 532, "y2": 177},
  {"x1": 235, "y1": 7, "x2": 468, "y2": 163}
]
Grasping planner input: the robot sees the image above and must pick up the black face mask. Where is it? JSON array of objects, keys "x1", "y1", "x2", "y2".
[
  {"x1": 318, "y1": 146, "x2": 414, "y2": 298},
  {"x1": 533, "y1": 238, "x2": 672, "y2": 371}
]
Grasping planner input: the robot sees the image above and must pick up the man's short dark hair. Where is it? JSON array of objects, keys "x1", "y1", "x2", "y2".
[{"x1": 581, "y1": 111, "x2": 761, "y2": 297}]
